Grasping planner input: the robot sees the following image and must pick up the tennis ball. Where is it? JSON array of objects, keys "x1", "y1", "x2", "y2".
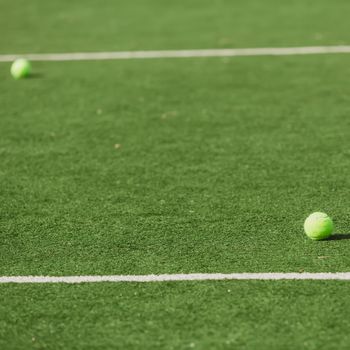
[
  {"x1": 10, "y1": 58, "x2": 31, "y2": 79},
  {"x1": 304, "y1": 212, "x2": 333, "y2": 240}
]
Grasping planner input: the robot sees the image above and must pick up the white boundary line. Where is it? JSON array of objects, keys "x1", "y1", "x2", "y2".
[
  {"x1": 1, "y1": 46, "x2": 350, "y2": 62},
  {"x1": 1, "y1": 273, "x2": 350, "y2": 283}
]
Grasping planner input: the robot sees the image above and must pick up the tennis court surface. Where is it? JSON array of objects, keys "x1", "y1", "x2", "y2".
[{"x1": 1, "y1": 1, "x2": 350, "y2": 349}]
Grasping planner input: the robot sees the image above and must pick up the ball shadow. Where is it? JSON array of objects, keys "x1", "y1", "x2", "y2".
[
  {"x1": 326, "y1": 233, "x2": 350, "y2": 241},
  {"x1": 27, "y1": 73, "x2": 43, "y2": 79}
]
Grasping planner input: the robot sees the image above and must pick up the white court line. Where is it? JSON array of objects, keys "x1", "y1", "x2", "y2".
[
  {"x1": 1, "y1": 273, "x2": 350, "y2": 283},
  {"x1": 1, "y1": 46, "x2": 350, "y2": 62}
]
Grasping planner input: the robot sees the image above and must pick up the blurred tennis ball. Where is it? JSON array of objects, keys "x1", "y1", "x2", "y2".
[{"x1": 11, "y1": 58, "x2": 31, "y2": 79}]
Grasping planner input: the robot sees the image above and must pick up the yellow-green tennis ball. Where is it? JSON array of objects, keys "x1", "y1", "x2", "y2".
[
  {"x1": 10, "y1": 58, "x2": 31, "y2": 79},
  {"x1": 304, "y1": 212, "x2": 334, "y2": 240}
]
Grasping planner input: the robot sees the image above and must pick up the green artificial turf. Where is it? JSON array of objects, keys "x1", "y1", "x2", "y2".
[
  {"x1": 2, "y1": 0, "x2": 350, "y2": 349},
  {"x1": 1, "y1": 0, "x2": 350, "y2": 54},
  {"x1": 1, "y1": 56, "x2": 350, "y2": 276},
  {"x1": 1, "y1": 281, "x2": 350, "y2": 350}
]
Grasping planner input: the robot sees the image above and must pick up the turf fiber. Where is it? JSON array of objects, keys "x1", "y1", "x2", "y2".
[
  {"x1": 1, "y1": 0, "x2": 350, "y2": 349},
  {"x1": 1, "y1": 56, "x2": 350, "y2": 275},
  {"x1": 1, "y1": 281, "x2": 350, "y2": 350},
  {"x1": 1, "y1": 0, "x2": 350, "y2": 53}
]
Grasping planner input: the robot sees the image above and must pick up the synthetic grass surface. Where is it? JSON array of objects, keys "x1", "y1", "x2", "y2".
[
  {"x1": 2, "y1": 1, "x2": 350, "y2": 349},
  {"x1": 1, "y1": 281, "x2": 350, "y2": 350},
  {"x1": 1, "y1": 55, "x2": 350, "y2": 275},
  {"x1": 1, "y1": 0, "x2": 350, "y2": 54}
]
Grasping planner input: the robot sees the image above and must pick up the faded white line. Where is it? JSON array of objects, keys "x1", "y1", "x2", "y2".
[
  {"x1": 1, "y1": 46, "x2": 350, "y2": 62},
  {"x1": 1, "y1": 273, "x2": 350, "y2": 283}
]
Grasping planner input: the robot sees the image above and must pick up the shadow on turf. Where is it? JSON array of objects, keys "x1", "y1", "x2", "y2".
[
  {"x1": 326, "y1": 234, "x2": 350, "y2": 241},
  {"x1": 27, "y1": 73, "x2": 43, "y2": 79}
]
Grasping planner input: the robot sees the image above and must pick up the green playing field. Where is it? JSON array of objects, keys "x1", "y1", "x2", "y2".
[{"x1": 1, "y1": 1, "x2": 350, "y2": 349}]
